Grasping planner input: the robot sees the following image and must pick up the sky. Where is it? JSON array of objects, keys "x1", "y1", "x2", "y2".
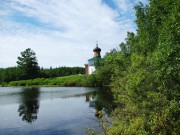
[{"x1": 0, "y1": 0, "x2": 148, "y2": 68}]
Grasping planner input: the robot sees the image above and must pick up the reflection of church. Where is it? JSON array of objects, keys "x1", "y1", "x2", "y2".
[
  {"x1": 86, "y1": 94, "x2": 96, "y2": 107},
  {"x1": 85, "y1": 94, "x2": 101, "y2": 117},
  {"x1": 85, "y1": 43, "x2": 102, "y2": 75}
]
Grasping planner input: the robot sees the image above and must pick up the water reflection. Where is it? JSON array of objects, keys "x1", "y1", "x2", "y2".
[
  {"x1": 17, "y1": 87, "x2": 113, "y2": 123},
  {"x1": 18, "y1": 88, "x2": 40, "y2": 123},
  {"x1": 86, "y1": 88, "x2": 114, "y2": 117},
  {"x1": 0, "y1": 87, "x2": 115, "y2": 135}
]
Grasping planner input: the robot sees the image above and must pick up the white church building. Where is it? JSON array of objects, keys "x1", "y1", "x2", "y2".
[{"x1": 85, "y1": 43, "x2": 102, "y2": 75}]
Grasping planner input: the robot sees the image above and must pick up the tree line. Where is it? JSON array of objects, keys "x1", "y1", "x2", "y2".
[
  {"x1": 93, "y1": 0, "x2": 179, "y2": 134},
  {"x1": 0, "y1": 48, "x2": 84, "y2": 83},
  {"x1": 0, "y1": 66, "x2": 84, "y2": 83}
]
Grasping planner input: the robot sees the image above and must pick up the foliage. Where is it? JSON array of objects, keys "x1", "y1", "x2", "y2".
[
  {"x1": 4, "y1": 74, "x2": 99, "y2": 87},
  {"x1": 17, "y1": 48, "x2": 40, "y2": 79},
  {"x1": 96, "y1": 0, "x2": 179, "y2": 134},
  {"x1": 0, "y1": 1, "x2": 179, "y2": 134},
  {"x1": 94, "y1": 57, "x2": 103, "y2": 70},
  {"x1": 0, "y1": 67, "x2": 22, "y2": 83},
  {"x1": 40, "y1": 66, "x2": 84, "y2": 78},
  {"x1": 0, "y1": 66, "x2": 84, "y2": 84}
]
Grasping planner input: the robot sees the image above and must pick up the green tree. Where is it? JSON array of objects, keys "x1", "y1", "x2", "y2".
[
  {"x1": 0, "y1": 67, "x2": 22, "y2": 83},
  {"x1": 17, "y1": 48, "x2": 40, "y2": 80},
  {"x1": 95, "y1": 0, "x2": 179, "y2": 134}
]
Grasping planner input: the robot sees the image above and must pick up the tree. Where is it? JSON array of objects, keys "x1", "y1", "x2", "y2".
[
  {"x1": 17, "y1": 48, "x2": 40, "y2": 80},
  {"x1": 0, "y1": 67, "x2": 22, "y2": 82},
  {"x1": 95, "y1": 0, "x2": 179, "y2": 134}
]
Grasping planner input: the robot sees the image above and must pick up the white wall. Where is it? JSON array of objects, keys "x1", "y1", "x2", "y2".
[{"x1": 88, "y1": 66, "x2": 95, "y2": 74}]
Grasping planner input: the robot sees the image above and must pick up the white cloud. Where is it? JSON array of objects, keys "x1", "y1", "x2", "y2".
[
  {"x1": 116, "y1": 0, "x2": 128, "y2": 11},
  {"x1": 113, "y1": 0, "x2": 148, "y2": 12},
  {"x1": 0, "y1": 0, "x2": 144, "y2": 68}
]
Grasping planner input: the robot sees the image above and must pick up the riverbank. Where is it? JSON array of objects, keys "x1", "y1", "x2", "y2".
[{"x1": 2, "y1": 74, "x2": 101, "y2": 87}]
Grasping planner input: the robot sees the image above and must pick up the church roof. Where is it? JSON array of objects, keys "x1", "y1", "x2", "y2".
[
  {"x1": 93, "y1": 43, "x2": 101, "y2": 52},
  {"x1": 88, "y1": 57, "x2": 102, "y2": 66},
  {"x1": 88, "y1": 56, "x2": 101, "y2": 62}
]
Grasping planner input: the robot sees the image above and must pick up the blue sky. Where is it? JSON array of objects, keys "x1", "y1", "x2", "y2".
[{"x1": 0, "y1": 0, "x2": 148, "y2": 68}]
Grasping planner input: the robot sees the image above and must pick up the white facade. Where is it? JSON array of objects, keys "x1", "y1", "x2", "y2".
[
  {"x1": 88, "y1": 66, "x2": 95, "y2": 74},
  {"x1": 85, "y1": 44, "x2": 101, "y2": 75}
]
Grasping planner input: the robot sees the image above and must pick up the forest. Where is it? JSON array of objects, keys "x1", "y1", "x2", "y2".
[{"x1": 0, "y1": 66, "x2": 84, "y2": 84}]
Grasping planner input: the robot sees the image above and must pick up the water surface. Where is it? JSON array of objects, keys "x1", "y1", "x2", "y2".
[{"x1": 0, "y1": 87, "x2": 112, "y2": 135}]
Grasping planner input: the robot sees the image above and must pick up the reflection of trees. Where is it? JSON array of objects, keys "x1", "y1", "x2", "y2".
[
  {"x1": 18, "y1": 88, "x2": 40, "y2": 123},
  {"x1": 87, "y1": 88, "x2": 114, "y2": 117}
]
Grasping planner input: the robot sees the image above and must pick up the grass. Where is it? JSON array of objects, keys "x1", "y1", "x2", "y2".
[{"x1": 3, "y1": 74, "x2": 101, "y2": 87}]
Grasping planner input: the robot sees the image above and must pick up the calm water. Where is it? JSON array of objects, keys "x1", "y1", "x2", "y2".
[{"x1": 0, "y1": 87, "x2": 113, "y2": 135}]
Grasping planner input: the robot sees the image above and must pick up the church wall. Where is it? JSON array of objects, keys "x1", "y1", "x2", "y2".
[
  {"x1": 84, "y1": 64, "x2": 89, "y2": 75},
  {"x1": 88, "y1": 66, "x2": 95, "y2": 74}
]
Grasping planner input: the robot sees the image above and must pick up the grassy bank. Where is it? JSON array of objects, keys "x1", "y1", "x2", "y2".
[{"x1": 2, "y1": 74, "x2": 101, "y2": 87}]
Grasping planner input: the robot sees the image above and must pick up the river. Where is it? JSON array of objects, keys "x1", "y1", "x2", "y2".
[{"x1": 0, "y1": 87, "x2": 113, "y2": 135}]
